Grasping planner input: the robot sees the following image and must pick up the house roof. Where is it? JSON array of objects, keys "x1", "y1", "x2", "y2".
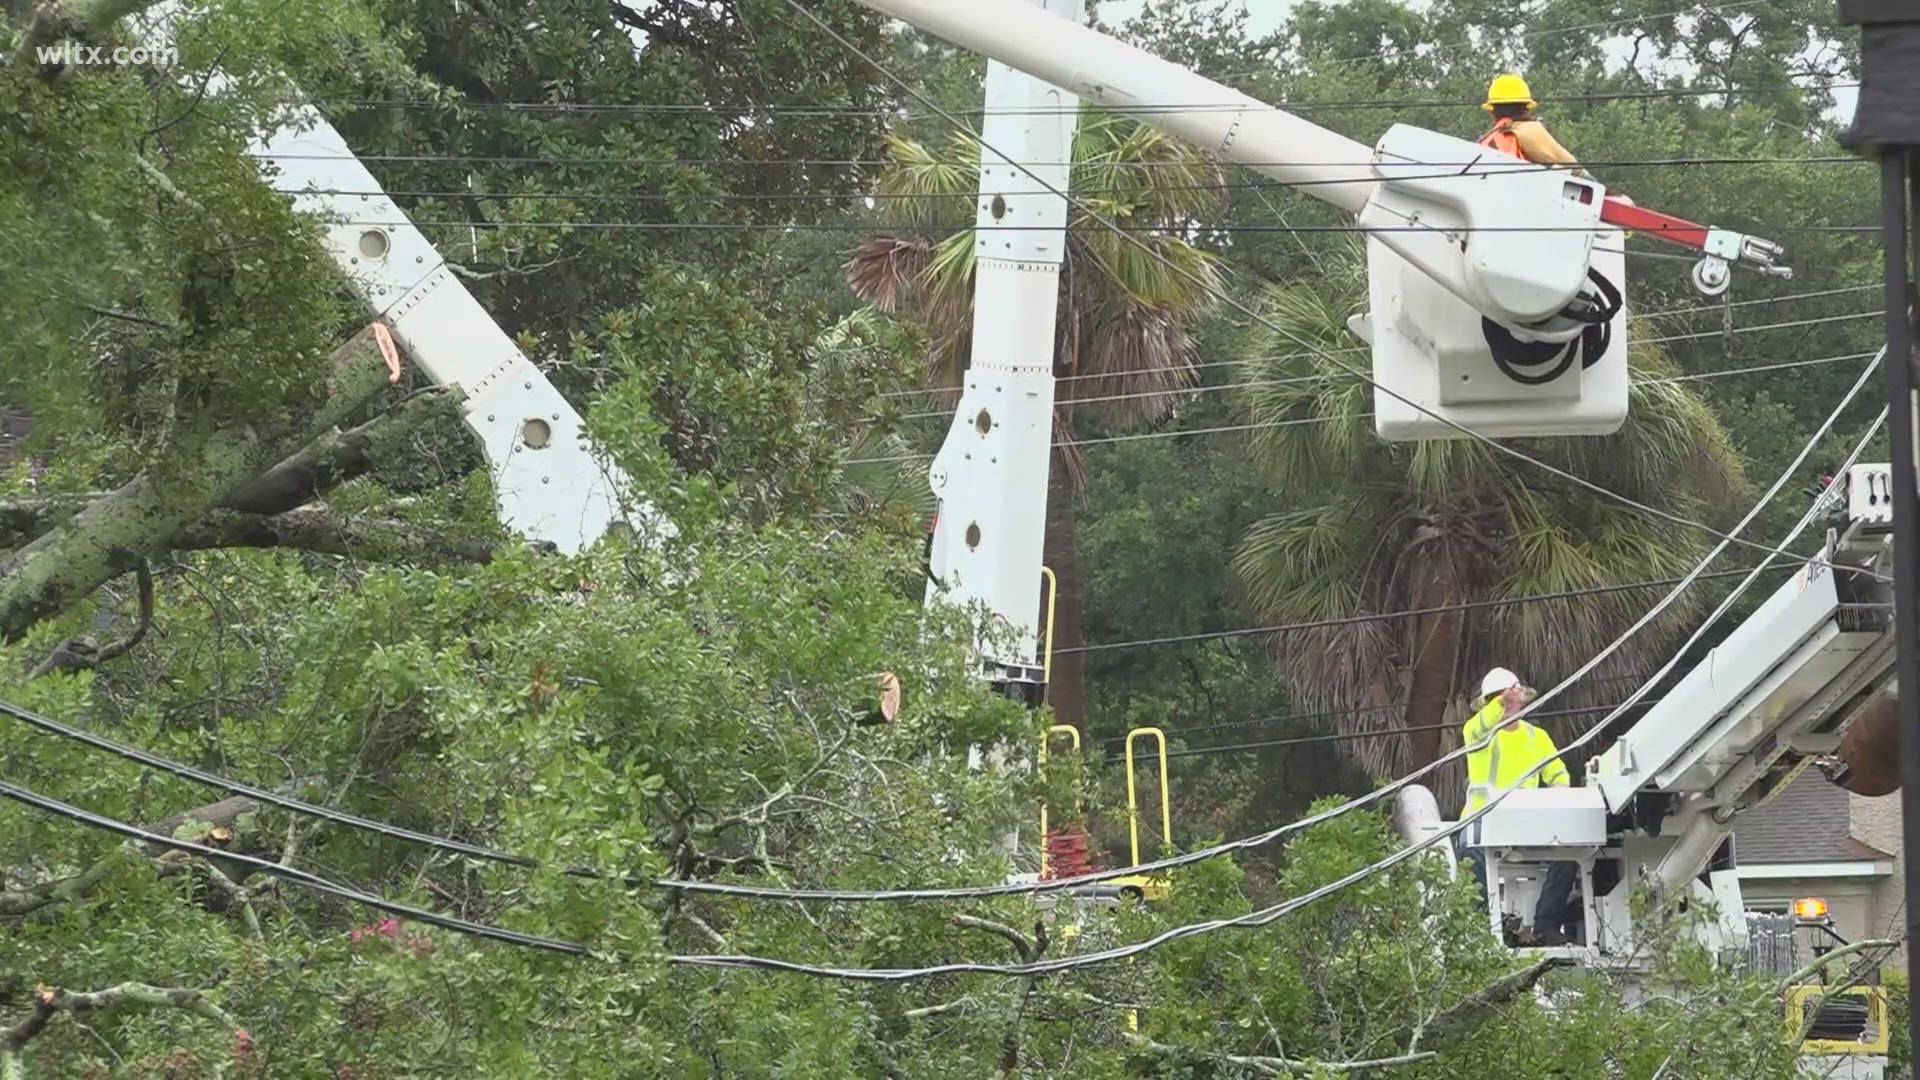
[{"x1": 1734, "y1": 772, "x2": 1891, "y2": 864}]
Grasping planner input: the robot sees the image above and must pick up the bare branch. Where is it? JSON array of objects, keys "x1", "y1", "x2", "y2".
[
  {"x1": 2, "y1": 980, "x2": 238, "y2": 1076},
  {"x1": 173, "y1": 506, "x2": 497, "y2": 565},
  {"x1": 1122, "y1": 1033, "x2": 1438, "y2": 1076},
  {"x1": 951, "y1": 914, "x2": 1037, "y2": 963},
  {"x1": 0, "y1": 848, "x2": 126, "y2": 917},
  {"x1": 1779, "y1": 937, "x2": 1899, "y2": 991}
]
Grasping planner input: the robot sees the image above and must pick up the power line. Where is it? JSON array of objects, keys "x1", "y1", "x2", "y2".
[
  {"x1": 0, "y1": 697, "x2": 645, "y2": 887},
  {"x1": 0, "y1": 779, "x2": 592, "y2": 956},
  {"x1": 1211, "y1": 0, "x2": 1788, "y2": 80},
  {"x1": 263, "y1": 155, "x2": 1870, "y2": 202},
  {"x1": 888, "y1": 348, "x2": 1881, "y2": 421},
  {"x1": 1108, "y1": 701, "x2": 1655, "y2": 764},
  {"x1": 852, "y1": 340, "x2": 1886, "y2": 462},
  {"x1": 308, "y1": 79, "x2": 1855, "y2": 118},
  {"x1": 294, "y1": 217, "x2": 1882, "y2": 236},
  {"x1": 876, "y1": 290, "x2": 1883, "y2": 399},
  {"x1": 247, "y1": 151, "x2": 1866, "y2": 170},
  {"x1": 1094, "y1": 672, "x2": 1670, "y2": 744},
  {"x1": 1061, "y1": 563, "x2": 1797, "y2": 656}
]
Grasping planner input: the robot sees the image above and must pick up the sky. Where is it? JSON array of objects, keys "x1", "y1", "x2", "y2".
[
  {"x1": 1098, "y1": 0, "x2": 1294, "y2": 34},
  {"x1": 1094, "y1": 0, "x2": 1857, "y2": 122}
]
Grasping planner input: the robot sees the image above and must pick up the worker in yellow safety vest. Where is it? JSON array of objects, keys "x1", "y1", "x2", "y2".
[
  {"x1": 1478, "y1": 73, "x2": 1584, "y2": 175},
  {"x1": 1462, "y1": 666, "x2": 1580, "y2": 946}
]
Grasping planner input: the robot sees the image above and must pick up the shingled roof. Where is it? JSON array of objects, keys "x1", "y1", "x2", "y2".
[{"x1": 1734, "y1": 772, "x2": 1893, "y2": 865}]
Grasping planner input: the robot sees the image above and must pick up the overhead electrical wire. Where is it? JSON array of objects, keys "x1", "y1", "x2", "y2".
[
  {"x1": 1112, "y1": 701, "x2": 1658, "y2": 764},
  {"x1": 0, "y1": 780, "x2": 593, "y2": 956},
  {"x1": 1058, "y1": 562, "x2": 1799, "y2": 656},
  {"x1": 848, "y1": 336, "x2": 1886, "y2": 464},
  {"x1": 876, "y1": 288, "x2": 1883, "y2": 398},
  {"x1": 1108, "y1": 671, "x2": 1664, "y2": 742},
  {"x1": 0, "y1": 566, "x2": 1774, "y2": 882},
  {"x1": 648, "y1": 346, "x2": 1882, "y2": 973},
  {"x1": 266, "y1": 156, "x2": 1869, "y2": 204},
  {"x1": 1212, "y1": 0, "x2": 1792, "y2": 80},
  {"x1": 295, "y1": 217, "x2": 1882, "y2": 236},
  {"x1": 0, "y1": 697, "x2": 641, "y2": 886},
  {"x1": 248, "y1": 151, "x2": 1866, "y2": 170},
  {"x1": 308, "y1": 79, "x2": 1856, "y2": 118},
  {"x1": 885, "y1": 347, "x2": 1883, "y2": 422}
]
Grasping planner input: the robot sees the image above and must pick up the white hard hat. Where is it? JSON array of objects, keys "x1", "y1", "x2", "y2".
[{"x1": 1480, "y1": 667, "x2": 1520, "y2": 700}]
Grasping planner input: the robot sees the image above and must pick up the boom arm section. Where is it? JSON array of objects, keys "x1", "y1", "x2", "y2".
[
  {"x1": 142, "y1": 3, "x2": 664, "y2": 554},
  {"x1": 252, "y1": 111, "x2": 668, "y2": 554}
]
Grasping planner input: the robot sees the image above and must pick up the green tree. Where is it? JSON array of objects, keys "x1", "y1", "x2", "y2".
[
  {"x1": 845, "y1": 113, "x2": 1225, "y2": 730},
  {"x1": 1228, "y1": 243, "x2": 1746, "y2": 791}
]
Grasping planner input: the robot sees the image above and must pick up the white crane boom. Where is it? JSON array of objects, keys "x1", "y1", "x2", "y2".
[
  {"x1": 249, "y1": 111, "x2": 667, "y2": 555},
  {"x1": 140, "y1": 5, "x2": 664, "y2": 556},
  {"x1": 923, "y1": 0, "x2": 1082, "y2": 701},
  {"x1": 854, "y1": 0, "x2": 1788, "y2": 444}
]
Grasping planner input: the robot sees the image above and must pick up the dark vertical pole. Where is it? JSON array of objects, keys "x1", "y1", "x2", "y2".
[{"x1": 1887, "y1": 149, "x2": 1920, "y2": 1054}]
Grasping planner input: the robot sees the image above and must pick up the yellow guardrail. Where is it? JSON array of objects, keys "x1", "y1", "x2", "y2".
[
  {"x1": 1039, "y1": 566, "x2": 1058, "y2": 687},
  {"x1": 1037, "y1": 724, "x2": 1079, "y2": 879},
  {"x1": 1125, "y1": 727, "x2": 1170, "y2": 866}
]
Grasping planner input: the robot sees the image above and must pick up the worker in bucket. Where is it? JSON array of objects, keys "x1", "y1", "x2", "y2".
[
  {"x1": 1478, "y1": 73, "x2": 1585, "y2": 175},
  {"x1": 1462, "y1": 666, "x2": 1580, "y2": 946}
]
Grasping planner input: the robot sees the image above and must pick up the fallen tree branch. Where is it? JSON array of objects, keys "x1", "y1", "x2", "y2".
[
  {"x1": 0, "y1": 848, "x2": 127, "y2": 917},
  {"x1": 1412, "y1": 955, "x2": 1573, "y2": 1052},
  {"x1": 1779, "y1": 937, "x2": 1899, "y2": 991},
  {"x1": 2, "y1": 981, "x2": 239, "y2": 1079},
  {"x1": 950, "y1": 914, "x2": 1038, "y2": 963},
  {"x1": 0, "y1": 327, "x2": 393, "y2": 643},
  {"x1": 1122, "y1": 1033, "x2": 1437, "y2": 1076},
  {"x1": 27, "y1": 560, "x2": 150, "y2": 678},
  {"x1": 0, "y1": 387, "x2": 461, "y2": 552},
  {"x1": 173, "y1": 506, "x2": 496, "y2": 565}
]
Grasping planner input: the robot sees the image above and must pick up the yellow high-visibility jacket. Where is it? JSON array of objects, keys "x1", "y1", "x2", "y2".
[{"x1": 1462, "y1": 696, "x2": 1569, "y2": 814}]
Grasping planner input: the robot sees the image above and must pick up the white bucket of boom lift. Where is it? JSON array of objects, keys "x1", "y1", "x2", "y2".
[{"x1": 1352, "y1": 126, "x2": 1630, "y2": 442}]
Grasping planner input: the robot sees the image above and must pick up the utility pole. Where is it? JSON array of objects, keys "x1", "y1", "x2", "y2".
[{"x1": 1836, "y1": 0, "x2": 1920, "y2": 1051}]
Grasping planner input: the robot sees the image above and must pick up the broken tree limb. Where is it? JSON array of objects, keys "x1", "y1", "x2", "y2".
[
  {"x1": 1121, "y1": 1033, "x2": 1437, "y2": 1076},
  {"x1": 1413, "y1": 955, "x2": 1573, "y2": 1052},
  {"x1": 173, "y1": 506, "x2": 497, "y2": 565},
  {"x1": 28, "y1": 560, "x2": 150, "y2": 678},
  {"x1": 0, "y1": 390, "x2": 458, "y2": 549},
  {"x1": 0, "y1": 328, "x2": 391, "y2": 643},
  {"x1": 0, "y1": 847, "x2": 128, "y2": 917},
  {"x1": 1, "y1": 981, "x2": 239, "y2": 1080}
]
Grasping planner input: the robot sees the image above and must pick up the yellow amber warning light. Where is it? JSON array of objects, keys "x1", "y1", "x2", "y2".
[{"x1": 1793, "y1": 896, "x2": 1831, "y2": 922}]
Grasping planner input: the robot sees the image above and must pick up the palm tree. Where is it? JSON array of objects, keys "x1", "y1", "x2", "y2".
[
  {"x1": 1229, "y1": 239, "x2": 1746, "y2": 803},
  {"x1": 846, "y1": 112, "x2": 1225, "y2": 730}
]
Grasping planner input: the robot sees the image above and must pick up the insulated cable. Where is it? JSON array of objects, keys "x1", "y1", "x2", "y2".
[{"x1": 0, "y1": 779, "x2": 593, "y2": 956}]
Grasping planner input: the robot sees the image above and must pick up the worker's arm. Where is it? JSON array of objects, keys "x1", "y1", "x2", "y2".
[
  {"x1": 1463, "y1": 697, "x2": 1505, "y2": 744},
  {"x1": 1511, "y1": 120, "x2": 1584, "y2": 175}
]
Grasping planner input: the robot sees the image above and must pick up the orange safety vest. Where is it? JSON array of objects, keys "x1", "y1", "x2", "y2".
[{"x1": 1479, "y1": 116, "x2": 1525, "y2": 160}]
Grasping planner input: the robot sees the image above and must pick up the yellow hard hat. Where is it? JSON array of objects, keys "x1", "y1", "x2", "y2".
[{"x1": 1484, "y1": 73, "x2": 1536, "y2": 111}]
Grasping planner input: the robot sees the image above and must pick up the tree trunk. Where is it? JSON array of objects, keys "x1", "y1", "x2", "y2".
[
  {"x1": 0, "y1": 328, "x2": 391, "y2": 643},
  {"x1": 1042, "y1": 445, "x2": 1085, "y2": 733},
  {"x1": 1401, "y1": 528, "x2": 1467, "y2": 771}
]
